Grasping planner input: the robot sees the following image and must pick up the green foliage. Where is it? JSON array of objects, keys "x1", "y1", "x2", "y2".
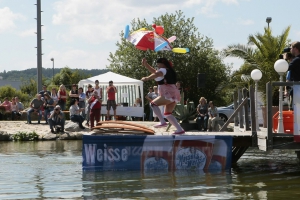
[
  {"x1": 223, "y1": 26, "x2": 291, "y2": 105},
  {"x1": 173, "y1": 100, "x2": 197, "y2": 123},
  {"x1": 107, "y1": 10, "x2": 230, "y2": 105},
  {"x1": 0, "y1": 67, "x2": 109, "y2": 81},
  {"x1": 0, "y1": 86, "x2": 29, "y2": 105},
  {"x1": 12, "y1": 131, "x2": 39, "y2": 141}
]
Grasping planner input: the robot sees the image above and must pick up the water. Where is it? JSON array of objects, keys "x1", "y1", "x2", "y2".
[{"x1": 0, "y1": 141, "x2": 300, "y2": 199}]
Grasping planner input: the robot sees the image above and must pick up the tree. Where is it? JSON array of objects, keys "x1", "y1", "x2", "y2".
[
  {"x1": 52, "y1": 67, "x2": 90, "y2": 90},
  {"x1": 0, "y1": 86, "x2": 30, "y2": 107},
  {"x1": 223, "y1": 26, "x2": 291, "y2": 104},
  {"x1": 107, "y1": 10, "x2": 230, "y2": 105}
]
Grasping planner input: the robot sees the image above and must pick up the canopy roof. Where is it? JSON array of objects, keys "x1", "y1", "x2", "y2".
[{"x1": 78, "y1": 71, "x2": 143, "y2": 87}]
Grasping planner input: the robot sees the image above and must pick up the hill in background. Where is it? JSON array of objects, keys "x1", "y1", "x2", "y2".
[{"x1": 0, "y1": 68, "x2": 109, "y2": 81}]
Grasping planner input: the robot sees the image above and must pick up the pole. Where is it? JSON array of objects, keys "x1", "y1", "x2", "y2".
[
  {"x1": 36, "y1": 0, "x2": 42, "y2": 92},
  {"x1": 277, "y1": 75, "x2": 284, "y2": 133},
  {"x1": 51, "y1": 58, "x2": 54, "y2": 81},
  {"x1": 255, "y1": 80, "x2": 260, "y2": 131}
]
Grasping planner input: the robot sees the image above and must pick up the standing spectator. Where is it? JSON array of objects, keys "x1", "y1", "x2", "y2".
[
  {"x1": 78, "y1": 87, "x2": 86, "y2": 119},
  {"x1": 11, "y1": 97, "x2": 20, "y2": 120},
  {"x1": 85, "y1": 84, "x2": 94, "y2": 127},
  {"x1": 27, "y1": 94, "x2": 44, "y2": 124},
  {"x1": 152, "y1": 86, "x2": 165, "y2": 122},
  {"x1": 145, "y1": 87, "x2": 154, "y2": 121},
  {"x1": 69, "y1": 99, "x2": 85, "y2": 129},
  {"x1": 94, "y1": 80, "x2": 103, "y2": 99},
  {"x1": 48, "y1": 105, "x2": 65, "y2": 133},
  {"x1": 15, "y1": 96, "x2": 24, "y2": 112},
  {"x1": 51, "y1": 87, "x2": 59, "y2": 105},
  {"x1": 106, "y1": 80, "x2": 117, "y2": 120},
  {"x1": 88, "y1": 91, "x2": 101, "y2": 129},
  {"x1": 57, "y1": 84, "x2": 67, "y2": 111},
  {"x1": 43, "y1": 93, "x2": 55, "y2": 124},
  {"x1": 207, "y1": 101, "x2": 218, "y2": 131},
  {"x1": 196, "y1": 97, "x2": 209, "y2": 131},
  {"x1": 69, "y1": 84, "x2": 79, "y2": 101},
  {"x1": 141, "y1": 57, "x2": 184, "y2": 135},
  {"x1": 39, "y1": 85, "x2": 51, "y2": 99}
]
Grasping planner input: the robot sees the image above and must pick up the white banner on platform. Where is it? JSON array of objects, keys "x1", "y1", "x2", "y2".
[{"x1": 293, "y1": 85, "x2": 300, "y2": 142}]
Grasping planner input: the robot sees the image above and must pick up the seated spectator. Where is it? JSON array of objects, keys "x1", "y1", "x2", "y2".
[
  {"x1": 27, "y1": 94, "x2": 44, "y2": 124},
  {"x1": 207, "y1": 101, "x2": 218, "y2": 131},
  {"x1": 69, "y1": 99, "x2": 85, "y2": 129},
  {"x1": 15, "y1": 96, "x2": 24, "y2": 112},
  {"x1": 48, "y1": 105, "x2": 65, "y2": 133},
  {"x1": 43, "y1": 93, "x2": 55, "y2": 124},
  {"x1": 196, "y1": 97, "x2": 209, "y2": 131},
  {"x1": 1, "y1": 97, "x2": 12, "y2": 113},
  {"x1": 133, "y1": 97, "x2": 143, "y2": 121},
  {"x1": 11, "y1": 97, "x2": 21, "y2": 120}
]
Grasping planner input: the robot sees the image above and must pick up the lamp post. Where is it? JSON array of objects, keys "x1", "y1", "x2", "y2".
[
  {"x1": 274, "y1": 59, "x2": 289, "y2": 133},
  {"x1": 266, "y1": 17, "x2": 272, "y2": 28},
  {"x1": 251, "y1": 69, "x2": 262, "y2": 131},
  {"x1": 50, "y1": 58, "x2": 54, "y2": 81}
]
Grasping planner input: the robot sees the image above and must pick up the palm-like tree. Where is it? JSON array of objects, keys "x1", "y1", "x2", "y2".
[{"x1": 223, "y1": 26, "x2": 291, "y2": 104}]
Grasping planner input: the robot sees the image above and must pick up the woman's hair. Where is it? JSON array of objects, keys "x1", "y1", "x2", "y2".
[
  {"x1": 59, "y1": 84, "x2": 65, "y2": 91},
  {"x1": 199, "y1": 97, "x2": 206, "y2": 103},
  {"x1": 70, "y1": 98, "x2": 78, "y2": 106},
  {"x1": 156, "y1": 58, "x2": 172, "y2": 69}
]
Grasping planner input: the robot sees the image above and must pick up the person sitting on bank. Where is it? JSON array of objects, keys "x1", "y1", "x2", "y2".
[
  {"x1": 0, "y1": 97, "x2": 12, "y2": 114},
  {"x1": 43, "y1": 93, "x2": 55, "y2": 124},
  {"x1": 11, "y1": 97, "x2": 20, "y2": 120},
  {"x1": 133, "y1": 97, "x2": 143, "y2": 121},
  {"x1": 27, "y1": 94, "x2": 44, "y2": 124},
  {"x1": 196, "y1": 97, "x2": 209, "y2": 131},
  {"x1": 48, "y1": 105, "x2": 65, "y2": 133},
  {"x1": 207, "y1": 101, "x2": 218, "y2": 132},
  {"x1": 69, "y1": 98, "x2": 85, "y2": 129}
]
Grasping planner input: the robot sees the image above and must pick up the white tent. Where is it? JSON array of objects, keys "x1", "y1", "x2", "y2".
[{"x1": 78, "y1": 72, "x2": 144, "y2": 118}]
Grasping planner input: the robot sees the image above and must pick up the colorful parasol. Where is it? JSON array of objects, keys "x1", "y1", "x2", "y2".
[{"x1": 124, "y1": 24, "x2": 189, "y2": 53}]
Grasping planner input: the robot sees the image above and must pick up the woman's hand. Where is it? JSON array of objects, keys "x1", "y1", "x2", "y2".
[
  {"x1": 141, "y1": 77, "x2": 148, "y2": 82},
  {"x1": 141, "y1": 58, "x2": 147, "y2": 66}
]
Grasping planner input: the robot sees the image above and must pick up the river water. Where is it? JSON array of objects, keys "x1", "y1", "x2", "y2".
[{"x1": 0, "y1": 140, "x2": 300, "y2": 199}]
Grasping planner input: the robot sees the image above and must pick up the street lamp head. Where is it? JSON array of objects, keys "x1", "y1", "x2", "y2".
[
  {"x1": 50, "y1": 58, "x2": 54, "y2": 61},
  {"x1": 274, "y1": 59, "x2": 288, "y2": 75},
  {"x1": 266, "y1": 17, "x2": 272, "y2": 23},
  {"x1": 251, "y1": 69, "x2": 262, "y2": 81}
]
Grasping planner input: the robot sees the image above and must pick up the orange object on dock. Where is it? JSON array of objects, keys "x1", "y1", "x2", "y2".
[{"x1": 272, "y1": 110, "x2": 293, "y2": 134}]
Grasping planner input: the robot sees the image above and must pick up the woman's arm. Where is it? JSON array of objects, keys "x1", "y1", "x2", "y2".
[
  {"x1": 141, "y1": 71, "x2": 164, "y2": 81},
  {"x1": 142, "y1": 58, "x2": 156, "y2": 74}
]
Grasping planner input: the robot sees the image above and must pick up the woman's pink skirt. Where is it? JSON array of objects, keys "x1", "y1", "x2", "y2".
[{"x1": 158, "y1": 84, "x2": 181, "y2": 103}]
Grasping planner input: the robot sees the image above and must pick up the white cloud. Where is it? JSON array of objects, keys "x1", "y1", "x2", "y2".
[
  {"x1": 223, "y1": 57, "x2": 244, "y2": 71},
  {"x1": 18, "y1": 28, "x2": 36, "y2": 37},
  {"x1": 0, "y1": 7, "x2": 25, "y2": 33},
  {"x1": 46, "y1": 49, "x2": 109, "y2": 70},
  {"x1": 237, "y1": 18, "x2": 254, "y2": 25},
  {"x1": 50, "y1": 0, "x2": 239, "y2": 44}
]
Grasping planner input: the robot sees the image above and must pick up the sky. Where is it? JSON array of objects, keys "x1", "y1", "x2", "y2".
[{"x1": 0, "y1": 0, "x2": 300, "y2": 73}]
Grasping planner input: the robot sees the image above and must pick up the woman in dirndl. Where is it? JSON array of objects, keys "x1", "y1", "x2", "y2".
[{"x1": 141, "y1": 57, "x2": 184, "y2": 135}]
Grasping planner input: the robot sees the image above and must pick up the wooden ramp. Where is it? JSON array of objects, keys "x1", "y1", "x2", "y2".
[{"x1": 93, "y1": 121, "x2": 155, "y2": 135}]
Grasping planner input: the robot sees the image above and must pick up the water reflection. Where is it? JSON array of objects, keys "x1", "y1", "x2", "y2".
[
  {"x1": 1, "y1": 142, "x2": 300, "y2": 199},
  {"x1": 82, "y1": 170, "x2": 233, "y2": 199}
]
